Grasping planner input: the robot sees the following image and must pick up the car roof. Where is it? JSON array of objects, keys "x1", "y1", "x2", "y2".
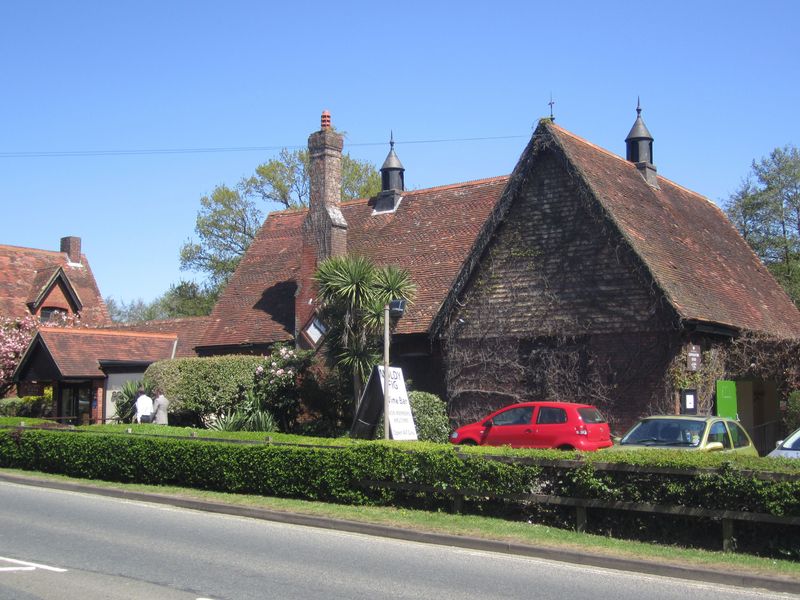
[
  {"x1": 637, "y1": 415, "x2": 730, "y2": 423},
  {"x1": 504, "y1": 401, "x2": 597, "y2": 409}
]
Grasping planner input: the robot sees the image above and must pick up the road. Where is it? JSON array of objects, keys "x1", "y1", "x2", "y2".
[{"x1": 0, "y1": 482, "x2": 795, "y2": 600}]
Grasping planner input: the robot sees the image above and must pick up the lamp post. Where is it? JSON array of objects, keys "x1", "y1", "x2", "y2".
[
  {"x1": 383, "y1": 303, "x2": 390, "y2": 440},
  {"x1": 383, "y1": 299, "x2": 406, "y2": 440}
]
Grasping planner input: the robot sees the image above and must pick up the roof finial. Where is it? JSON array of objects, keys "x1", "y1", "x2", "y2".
[
  {"x1": 636, "y1": 96, "x2": 642, "y2": 116},
  {"x1": 548, "y1": 93, "x2": 555, "y2": 122},
  {"x1": 390, "y1": 130, "x2": 395, "y2": 150}
]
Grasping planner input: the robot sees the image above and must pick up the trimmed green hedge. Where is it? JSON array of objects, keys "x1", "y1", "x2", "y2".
[
  {"x1": 2, "y1": 428, "x2": 799, "y2": 556},
  {"x1": 145, "y1": 355, "x2": 266, "y2": 421}
]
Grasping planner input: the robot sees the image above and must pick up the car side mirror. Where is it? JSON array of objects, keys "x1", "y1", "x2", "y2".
[
  {"x1": 612, "y1": 436, "x2": 621, "y2": 444},
  {"x1": 483, "y1": 419, "x2": 493, "y2": 428},
  {"x1": 706, "y1": 442, "x2": 724, "y2": 452},
  {"x1": 775, "y1": 440, "x2": 784, "y2": 448}
]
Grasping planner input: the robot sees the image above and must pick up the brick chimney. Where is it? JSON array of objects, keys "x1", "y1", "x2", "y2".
[
  {"x1": 307, "y1": 110, "x2": 347, "y2": 260},
  {"x1": 60, "y1": 236, "x2": 82, "y2": 264}
]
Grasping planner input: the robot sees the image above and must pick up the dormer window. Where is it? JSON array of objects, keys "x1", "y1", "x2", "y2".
[
  {"x1": 39, "y1": 307, "x2": 68, "y2": 324},
  {"x1": 303, "y1": 316, "x2": 328, "y2": 346}
]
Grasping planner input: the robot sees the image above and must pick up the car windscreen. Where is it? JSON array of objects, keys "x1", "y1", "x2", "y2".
[
  {"x1": 577, "y1": 407, "x2": 606, "y2": 424},
  {"x1": 781, "y1": 428, "x2": 800, "y2": 451},
  {"x1": 620, "y1": 419, "x2": 705, "y2": 447}
]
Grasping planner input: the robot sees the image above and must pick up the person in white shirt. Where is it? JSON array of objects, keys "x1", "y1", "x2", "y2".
[{"x1": 134, "y1": 388, "x2": 154, "y2": 424}]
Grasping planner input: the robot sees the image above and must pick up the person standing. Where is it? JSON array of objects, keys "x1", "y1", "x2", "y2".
[
  {"x1": 134, "y1": 388, "x2": 153, "y2": 424},
  {"x1": 151, "y1": 388, "x2": 169, "y2": 425}
]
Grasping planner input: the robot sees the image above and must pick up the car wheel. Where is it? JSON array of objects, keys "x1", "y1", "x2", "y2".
[
  {"x1": 557, "y1": 445, "x2": 574, "y2": 451},
  {"x1": 459, "y1": 440, "x2": 478, "y2": 446}
]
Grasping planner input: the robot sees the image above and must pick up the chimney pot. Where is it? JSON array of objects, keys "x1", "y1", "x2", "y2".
[{"x1": 321, "y1": 110, "x2": 331, "y2": 130}]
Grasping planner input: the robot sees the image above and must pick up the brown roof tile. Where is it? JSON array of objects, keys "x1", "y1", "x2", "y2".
[
  {"x1": 31, "y1": 327, "x2": 177, "y2": 377},
  {"x1": 106, "y1": 317, "x2": 209, "y2": 357},
  {"x1": 548, "y1": 122, "x2": 800, "y2": 337},
  {"x1": 200, "y1": 177, "x2": 509, "y2": 348},
  {"x1": 0, "y1": 243, "x2": 110, "y2": 325},
  {"x1": 201, "y1": 121, "x2": 800, "y2": 351}
]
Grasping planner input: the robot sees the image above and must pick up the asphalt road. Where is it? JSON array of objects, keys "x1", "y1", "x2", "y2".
[{"x1": 0, "y1": 482, "x2": 796, "y2": 600}]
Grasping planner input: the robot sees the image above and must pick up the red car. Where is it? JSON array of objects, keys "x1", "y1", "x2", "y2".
[{"x1": 449, "y1": 401, "x2": 612, "y2": 451}]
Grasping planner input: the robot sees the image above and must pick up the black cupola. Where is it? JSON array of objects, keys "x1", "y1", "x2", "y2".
[
  {"x1": 625, "y1": 99, "x2": 658, "y2": 187},
  {"x1": 380, "y1": 132, "x2": 405, "y2": 192},
  {"x1": 375, "y1": 133, "x2": 405, "y2": 212}
]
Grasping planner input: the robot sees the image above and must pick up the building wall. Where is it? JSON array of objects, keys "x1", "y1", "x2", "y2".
[
  {"x1": 444, "y1": 148, "x2": 680, "y2": 431},
  {"x1": 104, "y1": 372, "x2": 144, "y2": 422}
]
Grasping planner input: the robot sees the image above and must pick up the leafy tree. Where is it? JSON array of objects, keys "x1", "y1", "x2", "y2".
[
  {"x1": 314, "y1": 255, "x2": 416, "y2": 404},
  {"x1": 179, "y1": 184, "x2": 263, "y2": 289},
  {"x1": 725, "y1": 145, "x2": 800, "y2": 306},
  {"x1": 181, "y1": 149, "x2": 381, "y2": 286},
  {"x1": 157, "y1": 281, "x2": 218, "y2": 318},
  {"x1": 106, "y1": 281, "x2": 217, "y2": 324}
]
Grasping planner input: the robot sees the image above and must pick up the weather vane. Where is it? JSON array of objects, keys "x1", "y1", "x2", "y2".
[{"x1": 548, "y1": 93, "x2": 555, "y2": 122}]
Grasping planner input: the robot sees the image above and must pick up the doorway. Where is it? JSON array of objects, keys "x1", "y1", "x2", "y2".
[{"x1": 59, "y1": 383, "x2": 94, "y2": 425}]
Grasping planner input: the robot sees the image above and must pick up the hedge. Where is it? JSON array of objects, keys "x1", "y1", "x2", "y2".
[
  {"x1": 2, "y1": 428, "x2": 799, "y2": 557},
  {"x1": 145, "y1": 355, "x2": 266, "y2": 420}
]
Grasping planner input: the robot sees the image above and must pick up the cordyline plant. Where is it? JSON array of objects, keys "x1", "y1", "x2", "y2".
[
  {"x1": 0, "y1": 312, "x2": 83, "y2": 396},
  {"x1": 314, "y1": 255, "x2": 416, "y2": 405}
]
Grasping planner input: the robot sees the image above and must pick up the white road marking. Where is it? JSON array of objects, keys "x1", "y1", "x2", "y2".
[{"x1": 0, "y1": 556, "x2": 67, "y2": 573}]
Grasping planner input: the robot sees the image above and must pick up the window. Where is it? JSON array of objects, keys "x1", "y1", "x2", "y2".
[
  {"x1": 707, "y1": 421, "x2": 732, "y2": 449},
  {"x1": 39, "y1": 307, "x2": 67, "y2": 324},
  {"x1": 728, "y1": 422, "x2": 751, "y2": 449},
  {"x1": 492, "y1": 407, "x2": 532, "y2": 426},
  {"x1": 577, "y1": 407, "x2": 606, "y2": 424},
  {"x1": 303, "y1": 317, "x2": 327, "y2": 346},
  {"x1": 537, "y1": 407, "x2": 567, "y2": 425}
]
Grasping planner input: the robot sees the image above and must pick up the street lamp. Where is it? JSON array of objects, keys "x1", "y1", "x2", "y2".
[{"x1": 383, "y1": 299, "x2": 406, "y2": 440}]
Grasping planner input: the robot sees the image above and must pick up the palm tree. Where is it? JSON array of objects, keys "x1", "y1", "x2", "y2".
[{"x1": 314, "y1": 255, "x2": 415, "y2": 405}]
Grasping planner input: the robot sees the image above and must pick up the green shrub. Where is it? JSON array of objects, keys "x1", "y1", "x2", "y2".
[
  {"x1": 145, "y1": 355, "x2": 263, "y2": 421},
  {"x1": 0, "y1": 395, "x2": 49, "y2": 418},
  {"x1": 110, "y1": 380, "x2": 154, "y2": 424},
  {"x1": 375, "y1": 391, "x2": 451, "y2": 443},
  {"x1": 145, "y1": 347, "x2": 311, "y2": 429}
]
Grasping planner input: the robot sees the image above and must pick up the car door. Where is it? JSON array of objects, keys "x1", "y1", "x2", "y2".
[
  {"x1": 706, "y1": 420, "x2": 733, "y2": 451},
  {"x1": 482, "y1": 406, "x2": 534, "y2": 447},
  {"x1": 532, "y1": 406, "x2": 569, "y2": 448}
]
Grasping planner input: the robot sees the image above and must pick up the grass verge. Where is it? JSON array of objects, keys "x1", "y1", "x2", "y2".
[{"x1": 1, "y1": 466, "x2": 798, "y2": 581}]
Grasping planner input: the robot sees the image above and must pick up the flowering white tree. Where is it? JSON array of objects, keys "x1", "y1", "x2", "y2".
[
  {"x1": 0, "y1": 312, "x2": 83, "y2": 397},
  {"x1": 0, "y1": 315, "x2": 39, "y2": 396}
]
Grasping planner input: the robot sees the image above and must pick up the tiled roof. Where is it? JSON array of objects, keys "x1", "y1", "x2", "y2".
[
  {"x1": 106, "y1": 316, "x2": 209, "y2": 357},
  {"x1": 199, "y1": 177, "x2": 509, "y2": 348},
  {"x1": 547, "y1": 122, "x2": 800, "y2": 337},
  {"x1": 200, "y1": 120, "x2": 800, "y2": 351},
  {"x1": 0, "y1": 243, "x2": 110, "y2": 325},
  {"x1": 33, "y1": 327, "x2": 178, "y2": 377},
  {"x1": 200, "y1": 210, "x2": 305, "y2": 348}
]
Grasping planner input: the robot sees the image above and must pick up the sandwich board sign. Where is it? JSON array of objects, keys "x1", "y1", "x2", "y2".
[
  {"x1": 379, "y1": 366, "x2": 417, "y2": 440},
  {"x1": 350, "y1": 365, "x2": 417, "y2": 440}
]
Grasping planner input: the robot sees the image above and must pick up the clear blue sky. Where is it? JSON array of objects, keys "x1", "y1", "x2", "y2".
[{"x1": 2, "y1": 1, "x2": 798, "y2": 304}]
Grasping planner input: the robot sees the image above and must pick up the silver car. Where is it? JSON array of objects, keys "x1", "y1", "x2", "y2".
[{"x1": 767, "y1": 426, "x2": 800, "y2": 459}]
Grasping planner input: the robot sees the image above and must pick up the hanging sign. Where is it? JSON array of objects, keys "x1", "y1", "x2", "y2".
[{"x1": 687, "y1": 344, "x2": 702, "y2": 372}]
